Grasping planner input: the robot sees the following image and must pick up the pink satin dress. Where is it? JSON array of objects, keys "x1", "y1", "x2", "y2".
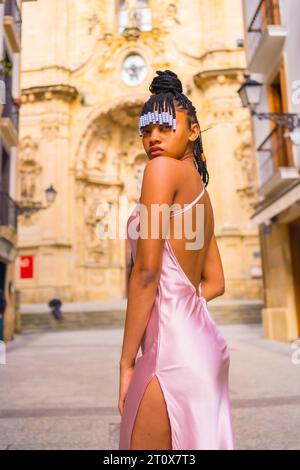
[{"x1": 119, "y1": 180, "x2": 235, "y2": 450}]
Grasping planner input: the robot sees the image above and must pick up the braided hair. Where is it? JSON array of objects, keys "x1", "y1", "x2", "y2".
[{"x1": 139, "y1": 70, "x2": 209, "y2": 186}]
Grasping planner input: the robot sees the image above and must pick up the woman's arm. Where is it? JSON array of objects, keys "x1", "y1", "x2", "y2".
[
  {"x1": 120, "y1": 261, "x2": 161, "y2": 368},
  {"x1": 119, "y1": 156, "x2": 179, "y2": 369},
  {"x1": 200, "y1": 233, "x2": 225, "y2": 302}
]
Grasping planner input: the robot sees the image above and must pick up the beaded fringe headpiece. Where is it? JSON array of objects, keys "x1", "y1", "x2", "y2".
[{"x1": 138, "y1": 92, "x2": 177, "y2": 136}]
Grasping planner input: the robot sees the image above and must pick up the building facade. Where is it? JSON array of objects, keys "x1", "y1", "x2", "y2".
[
  {"x1": 0, "y1": 0, "x2": 25, "y2": 342},
  {"x1": 241, "y1": 0, "x2": 300, "y2": 342},
  {"x1": 16, "y1": 0, "x2": 263, "y2": 327}
]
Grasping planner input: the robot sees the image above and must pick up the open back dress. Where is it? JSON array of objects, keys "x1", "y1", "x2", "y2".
[{"x1": 119, "y1": 177, "x2": 235, "y2": 450}]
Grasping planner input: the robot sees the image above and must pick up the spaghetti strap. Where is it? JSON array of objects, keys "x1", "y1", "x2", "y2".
[
  {"x1": 171, "y1": 178, "x2": 205, "y2": 217},
  {"x1": 136, "y1": 178, "x2": 205, "y2": 216}
]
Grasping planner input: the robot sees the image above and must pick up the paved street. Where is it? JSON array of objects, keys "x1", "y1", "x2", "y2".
[{"x1": 0, "y1": 323, "x2": 299, "y2": 450}]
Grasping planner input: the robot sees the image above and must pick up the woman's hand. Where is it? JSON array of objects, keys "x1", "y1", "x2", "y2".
[{"x1": 118, "y1": 363, "x2": 135, "y2": 416}]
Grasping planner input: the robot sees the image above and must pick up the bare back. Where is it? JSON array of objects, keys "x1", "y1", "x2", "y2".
[{"x1": 168, "y1": 162, "x2": 214, "y2": 297}]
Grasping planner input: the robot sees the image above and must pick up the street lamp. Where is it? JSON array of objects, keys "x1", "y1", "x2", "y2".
[
  {"x1": 237, "y1": 74, "x2": 262, "y2": 109},
  {"x1": 238, "y1": 74, "x2": 300, "y2": 137},
  {"x1": 45, "y1": 184, "x2": 57, "y2": 205},
  {"x1": 17, "y1": 184, "x2": 57, "y2": 216}
]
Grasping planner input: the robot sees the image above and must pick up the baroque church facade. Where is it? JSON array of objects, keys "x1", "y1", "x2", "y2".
[{"x1": 17, "y1": 0, "x2": 263, "y2": 308}]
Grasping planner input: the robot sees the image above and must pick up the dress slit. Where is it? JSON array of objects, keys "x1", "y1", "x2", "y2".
[{"x1": 129, "y1": 372, "x2": 174, "y2": 450}]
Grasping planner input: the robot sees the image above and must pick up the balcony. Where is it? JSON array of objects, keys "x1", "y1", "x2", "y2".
[
  {"x1": 0, "y1": 88, "x2": 19, "y2": 146},
  {"x1": 3, "y1": 0, "x2": 22, "y2": 53},
  {"x1": 0, "y1": 191, "x2": 18, "y2": 258},
  {"x1": 246, "y1": 0, "x2": 287, "y2": 74},
  {"x1": 0, "y1": 190, "x2": 18, "y2": 231},
  {"x1": 257, "y1": 127, "x2": 299, "y2": 197}
]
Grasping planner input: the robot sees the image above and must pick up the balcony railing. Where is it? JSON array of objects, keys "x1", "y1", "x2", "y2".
[
  {"x1": 4, "y1": 0, "x2": 22, "y2": 42},
  {"x1": 247, "y1": 0, "x2": 283, "y2": 67},
  {"x1": 1, "y1": 61, "x2": 19, "y2": 132},
  {"x1": 0, "y1": 191, "x2": 17, "y2": 230},
  {"x1": 257, "y1": 126, "x2": 289, "y2": 187},
  {"x1": 2, "y1": 91, "x2": 19, "y2": 132}
]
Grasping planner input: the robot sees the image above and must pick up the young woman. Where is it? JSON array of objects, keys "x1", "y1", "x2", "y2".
[{"x1": 118, "y1": 70, "x2": 235, "y2": 450}]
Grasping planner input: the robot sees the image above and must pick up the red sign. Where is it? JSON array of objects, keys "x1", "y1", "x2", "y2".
[{"x1": 20, "y1": 256, "x2": 34, "y2": 279}]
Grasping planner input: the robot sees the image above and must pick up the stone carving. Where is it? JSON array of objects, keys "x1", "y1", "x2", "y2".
[
  {"x1": 40, "y1": 120, "x2": 60, "y2": 139},
  {"x1": 19, "y1": 136, "x2": 42, "y2": 202},
  {"x1": 133, "y1": 154, "x2": 147, "y2": 197},
  {"x1": 234, "y1": 127, "x2": 258, "y2": 211},
  {"x1": 79, "y1": 183, "x2": 118, "y2": 264},
  {"x1": 76, "y1": 121, "x2": 113, "y2": 175}
]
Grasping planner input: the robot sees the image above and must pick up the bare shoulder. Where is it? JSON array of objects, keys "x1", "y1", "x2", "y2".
[
  {"x1": 145, "y1": 156, "x2": 180, "y2": 173},
  {"x1": 143, "y1": 156, "x2": 180, "y2": 185},
  {"x1": 139, "y1": 156, "x2": 180, "y2": 205}
]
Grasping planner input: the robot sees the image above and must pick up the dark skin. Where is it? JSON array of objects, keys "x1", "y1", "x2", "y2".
[{"x1": 118, "y1": 103, "x2": 225, "y2": 421}]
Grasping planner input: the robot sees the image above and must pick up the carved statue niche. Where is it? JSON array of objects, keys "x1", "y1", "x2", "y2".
[
  {"x1": 19, "y1": 136, "x2": 42, "y2": 202},
  {"x1": 83, "y1": 185, "x2": 114, "y2": 264},
  {"x1": 87, "y1": 128, "x2": 112, "y2": 173}
]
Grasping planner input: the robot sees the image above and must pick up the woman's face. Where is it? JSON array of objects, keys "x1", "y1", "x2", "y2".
[{"x1": 141, "y1": 104, "x2": 199, "y2": 161}]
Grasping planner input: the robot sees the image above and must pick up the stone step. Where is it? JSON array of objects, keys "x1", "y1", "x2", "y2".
[
  {"x1": 20, "y1": 299, "x2": 263, "y2": 334},
  {"x1": 209, "y1": 303, "x2": 262, "y2": 324}
]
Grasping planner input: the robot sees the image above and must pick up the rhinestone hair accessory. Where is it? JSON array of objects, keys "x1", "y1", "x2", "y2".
[{"x1": 138, "y1": 92, "x2": 177, "y2": 136}]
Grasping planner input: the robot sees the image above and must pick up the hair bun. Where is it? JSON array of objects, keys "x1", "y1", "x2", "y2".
[{"x1": 149, "y1": 69, "x2": 183, "y2": 95}]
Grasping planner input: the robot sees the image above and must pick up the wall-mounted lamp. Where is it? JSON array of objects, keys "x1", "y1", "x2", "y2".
[
  {"x1": 17, "y1": 184, "x2": 57, "y2": 217},
  {"x1": 238, "y1": 74, "x2": 300, "y2": 137},
  {"x1": 263, "y1": 215, "x2": 278, "y2": 234}
]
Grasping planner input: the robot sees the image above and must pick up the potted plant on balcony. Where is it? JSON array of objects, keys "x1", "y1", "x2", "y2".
[
  {"x1": 0, "y1": 58, "x2": 13, "y2": 77},
  {"x1": 0, "y1": 58, "x2": 12, "y2": 115}
]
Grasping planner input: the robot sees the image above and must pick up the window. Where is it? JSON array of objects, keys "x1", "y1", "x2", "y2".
[
  {"x1": 118, "y1": 0, "x2": 128, "y2": 33},
  {"x1": 267, "y1": 62, "x2": 293, "y2": 167},
  {"x1": 136, "y1": 0, "x2": 152, "y2": 32},
  {"x1": 117, "y1": 0, "x2": 152, "y2": 33},
  {"x1": 257, "y1": 60, "x2": 294, "y2": 187},
  {"x1": 247, "y1": 0, "x2": 282, "y2": 58}
]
